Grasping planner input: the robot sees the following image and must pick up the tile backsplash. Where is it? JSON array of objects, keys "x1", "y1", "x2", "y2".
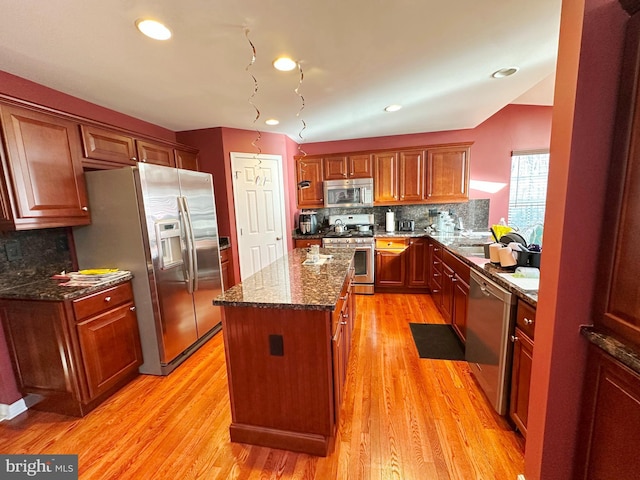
[
  {"x1": 301, "y1": 199, "x2": 490, "y2": 232},
  {"x1": 0, "y1": 228, "x2": 73, "y2": 289}
]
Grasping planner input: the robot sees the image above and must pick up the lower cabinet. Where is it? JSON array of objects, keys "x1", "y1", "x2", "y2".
[
  {"x1": 294, "y1": 238, "x2": 322, "y2": 249},
  {"x1": 0, "y1": 281, "x2": 142, "y2": 416},
  {"x1": 509, "y1": 299, "x2": 536, "y2": 437},
  {"x1": 332, "y1": 269, "x2": 354, "y2": 422},
  {"x1": 220, "y1": 247, "x2": 234, "y2": 290},
  {"x1": 574, "y1": 344, "x2": 640, "y2": 479},
  {"x1": 375, "y1": 237, "x2": 429, "y2": 292}
]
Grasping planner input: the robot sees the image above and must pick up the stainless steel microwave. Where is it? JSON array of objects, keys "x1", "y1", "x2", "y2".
[{"x1": 323, "y1": 178, "x2": 374, "y2": 208}]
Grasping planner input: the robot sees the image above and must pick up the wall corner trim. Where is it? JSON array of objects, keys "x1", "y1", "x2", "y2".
[{"x1": 0, "y1": 397, "x2": 27, "y2": 421}]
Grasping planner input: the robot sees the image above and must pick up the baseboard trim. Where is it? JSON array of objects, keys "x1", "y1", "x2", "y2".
[{"x1": 0, "y1": 398, "x2": 27, "y2": 421}]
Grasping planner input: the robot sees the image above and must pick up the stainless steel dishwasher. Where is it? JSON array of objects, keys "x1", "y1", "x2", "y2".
[{"x1": 466, "y1": 269, "x2": 517, "y2": 415}]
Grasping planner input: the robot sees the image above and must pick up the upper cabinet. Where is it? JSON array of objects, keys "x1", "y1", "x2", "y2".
[
  {"x1": 135, "y1": 140, "x2": 175, "y2": 167},
  {"x1": 0, "y1": 104, "x2": 90, "y2": 230},
  {"x1": 324, "y1": 154, "x2": 373, "y2": 180},
  {"x1": 175, "y1": 147, "x2": 199, "y2": 171},
  {"x1": 81, "y1": 124, "x2": 137, "y2": 167},
  {"x1": 374, "y1": 149, "x2": 426, "y2": 205},
  {"x1": 296, "y1": 157, "x2": 324, "y2": 208},
  {"x1": 373, "y1": 151, "x2": 399, "y2": 203},
  {"x1": 426, "y1": 144, "x2": 471, "y2": 203}
]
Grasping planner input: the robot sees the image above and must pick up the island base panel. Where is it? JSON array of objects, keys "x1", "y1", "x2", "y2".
[{"x1": 230, "y1": 423, "x2": 334, "y2": 457}]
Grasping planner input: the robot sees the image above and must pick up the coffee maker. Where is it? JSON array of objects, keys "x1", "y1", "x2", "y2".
[{"x1": 299, "y1": 211, "x2": 318, "y2": 234}]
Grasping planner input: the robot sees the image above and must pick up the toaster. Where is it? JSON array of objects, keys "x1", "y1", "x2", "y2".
[{"x1": 398, "y1": 219, "x2": 415, "y2": 231}]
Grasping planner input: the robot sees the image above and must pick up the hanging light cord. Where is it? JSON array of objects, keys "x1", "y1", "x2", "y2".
[
  {"x1": 295, "y1": 62, "x2": 307, "y2": 159},
  {"x1": 244, "y1": 27, "x2": 262, "y2": 163}
]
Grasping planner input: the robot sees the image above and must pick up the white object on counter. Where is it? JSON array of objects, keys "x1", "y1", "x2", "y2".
[
  {"x1": 499, "y1": 245, "x2": 517, "y2": 267},
  {"x1": 489, "y1": 243, "x2": 502, "y2": 263},
  {"x1": 496, "y1": 273, "x2": 539, "y2": 292},
  {"x1": 385, "y1": 210, "x2": 395, "y2": 232}
]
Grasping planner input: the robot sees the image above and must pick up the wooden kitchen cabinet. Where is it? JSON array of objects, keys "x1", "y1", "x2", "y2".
[
  {"x1": 373, "y1": 152, "x2": 399, "y2": 203},
  {"x1": 136, "y1": 140, "x2": 175, "y2": 167},
  {"x1": 220, "y1": 247, "x2": 235, "y2": 291},
  {"x1": 574, "y1": 344, "x2": 640, "y2": 479},
  {"x1": 296, "y1": 156, "x2": 324, "y2": 208},
  {"x1": 175, "y1": 147, "x2": 199, "y2": 171},
  {"x1": 452, "y1": 275, "x2": 469, "y2": 342},
  {"x1": 0, "y1": 103, "x2": 90, "y2": 230},
  {"x1": 399, "y1": 150, "x2": 426, "y2": 203},
  {"x1": 0, "y1": 281, "x2": 142, "y2": 416},
  {"x1": 407, "y1": 237, "x2": 429, "y2": 288},
  {"x1": 332, "y1": 269, "x2": 354, "y2": 423},
  {"x1": 373, "y1": 149, "x2": 426, "y2": 204},
  {"x1": 426, "y1": 144, "x2": 471, "y2": 203},
  {"x1": 294, "y1": 238, "x2": 322, "y2": 249},
  {"x1": 428, "y1": 239, "x2": 443, "y2": 301},
  {"x1": 375, "y1": 238, "x2": 407, "y2": 289},
  {"x1": 509, "y1": 299, "x2": 536, "y2": 437},
  {"x1": 80, "y1": 124, "x2": 137, "y2": 167},
  {"x1": 323, "y1": 154, "x2": 373, "y2": 180}
]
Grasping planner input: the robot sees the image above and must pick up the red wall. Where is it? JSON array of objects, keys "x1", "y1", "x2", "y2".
[
  {"x1": 302, "y1": 103, "x2": 553, "y2": 225},
  {"x1": 0, "y1": 70, "x2": 176, "y2": 142},
  {"x1": 525, "y1": 0, "x2": 628, "y2": 479}
]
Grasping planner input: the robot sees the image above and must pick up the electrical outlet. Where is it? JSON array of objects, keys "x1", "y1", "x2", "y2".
[{"x1": 5, "y1": 240, "x2": 22, "y2": 261}]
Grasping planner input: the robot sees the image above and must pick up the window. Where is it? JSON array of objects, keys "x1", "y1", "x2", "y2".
[{"x1": 508, "y1": 150, "x2": 549, "y2": 245}]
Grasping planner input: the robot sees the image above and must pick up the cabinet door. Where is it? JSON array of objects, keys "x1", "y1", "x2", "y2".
[
  {"x1": 509, "y1": 327, "x2": 533, "y2": 437},
  {"x1": 77, "y1": 302, "x2": 142, "y2": 400},
  {"x1": 440, "y1": 263, "x2": 454, "y2": 322},
  {"x1": 80, "y1": 124, "x2": 136, "y2": 165},
  {"x1": 408, "y1": 238, "x2": 429, "y2": 287},
  {"x1": 296, "y1": 157, "x2": 324, "y2": 207},
  {"x1": 574, "y1": 345, "x2": 640, "y2": 479},
  {"x1": 426, "y1": 145, "x2": 470, "y2": 203},
  {"x1": 332, "y1": 314, "x2": 345, "y2": 423},
  {"x1": 399, "y1": 150, "x2": 426, "y2": 203},
  {"x1": 373, "y1": 152, "x2": 399, "y2": 203},
  {"x1": 294, "y1": 238, "x2": 322, "y2": 249},
  {"x1": 452, "y1": 275, "x2": 469, "y2": 342},
  {"x1": 323, "y1": 156, "x2": 348, "y2": 180},
  {"x1": 0, "y1": 104, "x2": 90, "y2": 229},
  {"x1": 175, "y1": 148, "x2": 199, "y2": 171},
  {"x1": 348, "y1": 154, "x2": 373, "y2": 178},
  {"x1": 375, "y1": 248, "x2": 406, "y2": 287},
  {"x1": 136, "y1": 140, "x2": 175, "y2": 167}
]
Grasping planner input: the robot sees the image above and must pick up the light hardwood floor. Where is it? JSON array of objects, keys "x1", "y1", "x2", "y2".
[{"x1": 0, "y1": 293, "x2": 524, "y2": 479}]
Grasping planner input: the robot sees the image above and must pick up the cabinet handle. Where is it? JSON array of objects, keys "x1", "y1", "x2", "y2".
[
  {"x1": 432, "y1": 289, "x2": 440, "y2": 294},
  {"x1": 82, "y1": 206, "x2": 89, "y2": 211},
  {"x1": 452, "y1": 277, "x2": 458, "y2": 283},
  {"x1": 130, "y1": 306, "x2": 136, "y2": 312},
  {"x1": 131, "y1": 156, "x2": 137, "y2": 161},
  {"x1": 524, "y1": 318, "x2": 534, "y2": 325},
  {"x1": 510, "y1": 335, "x2": 519, "y2": 343},
  {"x1": 340, "y1": 295, "x2": 348, "y2": 300},
  {"x1": 104, "y1": 296, "x2": 111, "y2": 302}
]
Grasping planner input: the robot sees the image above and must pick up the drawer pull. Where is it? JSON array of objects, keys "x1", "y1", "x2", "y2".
[
  {"x1": 510, "y1": 335, "x2": 519, "y2": 343},
  {"x1": 104, "y1": 296, "x2": 112, "y2": 302},
  {"x1": 130, "y1": 306, "x2": 136, "y2": 312},
  {"x1": 340, "y1": 295, "x2": 348, "y2": 300},
  {"x1": 524, "y1": 317, "x2": 534, "y2": 325}
]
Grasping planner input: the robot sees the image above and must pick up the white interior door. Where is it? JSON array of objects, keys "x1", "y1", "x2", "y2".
[{"x1": 230, "y1": 152, "x2": 287, "y2": 281}]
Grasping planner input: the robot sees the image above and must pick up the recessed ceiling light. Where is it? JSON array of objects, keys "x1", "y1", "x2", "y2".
[
  {"x1": 265, "y1": 119, "x2": 280, "y2": 126},
  {"x1": 384, "y1": 104, "x2": 402, "y2": 112},
  {"x1": 135, "y1": 19, "x2": 172, "y2": 41},
  {"x1": 491, "y1": 67, "x2": 519, "y2": 78},
  {"x1": 273, "y1": 57, "x2": 297, "y2": 71}
]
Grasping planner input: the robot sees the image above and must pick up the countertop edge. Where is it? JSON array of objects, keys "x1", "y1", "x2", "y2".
[
  {"x1": 0, "y1": 274, "x2": 134, "y2": 302},
  {"x1": 580, "y1": 325, "x2": 640, "y2": 375}
]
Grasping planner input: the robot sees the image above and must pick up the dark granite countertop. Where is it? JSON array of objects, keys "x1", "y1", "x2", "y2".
[
  {"x1": 213, "y1": 248, "x2": 355, "y2": 311},
  {"x1": 581, "y1": 326, "x2": 640, "y2": 375},
  {"x1": 0, "y1": 272, "x2": 134, "y2": 302}
]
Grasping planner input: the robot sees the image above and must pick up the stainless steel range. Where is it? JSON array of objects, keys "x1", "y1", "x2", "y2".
[{"x1": 322, "y1": 214, "x2": 375, "y2": 294}]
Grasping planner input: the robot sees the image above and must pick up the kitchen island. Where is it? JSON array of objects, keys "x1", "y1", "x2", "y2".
[{"x1": 213, "y1": 248, "x2": 355, "y2": 456}]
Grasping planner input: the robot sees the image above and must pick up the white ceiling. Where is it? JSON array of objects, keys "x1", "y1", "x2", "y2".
[{"x1": 0, "y1": 0, "x2": 561, "y2": 143}]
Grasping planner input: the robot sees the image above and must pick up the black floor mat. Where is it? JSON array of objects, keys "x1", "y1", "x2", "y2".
[{"x1": 409, "y1": 323, "x2": 465, "y2": 361}]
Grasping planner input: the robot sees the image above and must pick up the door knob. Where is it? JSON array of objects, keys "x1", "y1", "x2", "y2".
[{"x1": 276, "y1": 237, "x2": 282, "y2": 241}]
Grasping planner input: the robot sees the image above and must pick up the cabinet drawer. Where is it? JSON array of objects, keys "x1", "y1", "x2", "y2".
[
  {"x1": 72, "y1": 282, "x2": 134, "y2": 321},
  {"x1": 516, "y1": 299, "x2": 536, "y2": 340},
  {"x1": 375, "y1": 238, "x2": 408, "y2": 250},
  {"x1": 220, "y1": 248, "x2": 230, "y2": 263}
]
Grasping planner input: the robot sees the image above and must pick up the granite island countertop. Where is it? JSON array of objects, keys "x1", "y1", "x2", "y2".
[
  {"x1": 213, "y1": 248, "x2": 355, "y2": 311},
  {"x1": 0, "y1": 270, "x2": 134, "y2": 302}
]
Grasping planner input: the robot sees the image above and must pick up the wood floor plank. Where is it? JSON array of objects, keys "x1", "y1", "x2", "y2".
[{"x1": 0, "y1": 292, "x2": 524, "y2": 479}]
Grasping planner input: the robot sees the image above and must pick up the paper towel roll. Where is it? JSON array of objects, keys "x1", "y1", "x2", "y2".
[
  {"x1": 489, "y1": 243, "x2": 502, "y2": 263},
  {"x1": 499, "y1": 246, "x2": 517, "y2": 267},
  {"x1": 385, "y1": 210, "x2": 395, "y2": 232}
]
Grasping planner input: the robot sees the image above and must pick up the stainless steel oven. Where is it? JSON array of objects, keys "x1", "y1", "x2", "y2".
[{"x1": 322, "y1": 214, "x2": 375, "y2": 294}]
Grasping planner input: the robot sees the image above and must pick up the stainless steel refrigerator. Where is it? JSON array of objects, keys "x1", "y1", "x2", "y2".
[{"x1": 73, "y1": 163, "x2": 223, "y2": 375}]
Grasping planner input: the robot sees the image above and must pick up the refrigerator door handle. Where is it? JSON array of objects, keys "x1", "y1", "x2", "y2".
[
  {"x1": 180, "y1": 196, "x2": 199, "y2": 292},
  {"x1": 178, "y1": 196, "x2": 195, "y2": 294}
]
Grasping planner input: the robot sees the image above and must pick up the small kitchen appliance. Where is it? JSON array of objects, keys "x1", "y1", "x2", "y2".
[
  {"x1": 398, "y1": 219, "x2": 415, "y2": 232},
  {"x1": 298, "y1": 211, "x2": 318, "y2": 234}
]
